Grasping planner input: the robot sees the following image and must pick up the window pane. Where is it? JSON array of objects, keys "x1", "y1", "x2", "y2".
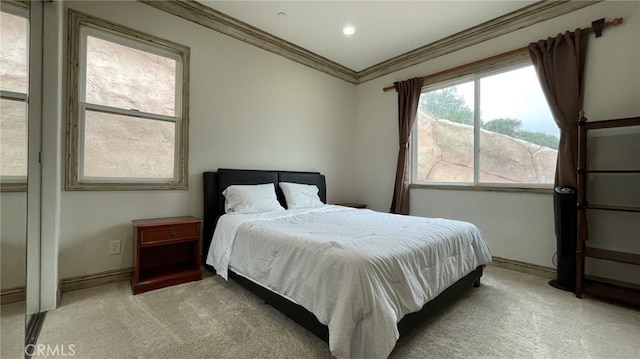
[
  {"x1": 85, "y1": 35, "x2": 176, "y2": 116},
  {"x1": 416, "y1": 82, "x2": 474, "y2": 183},
  {"x1": 479, "y1": 66, "x2": 557, "y2": 184},
  {"x1": 83, "y1": 111, "x2": 175, "y2": 179},
  {"x1": 0, "y1": 11, "x2": 29, "y2": 93},
  {"x1": 0, "y1": 99, "x2": 27, "y2": 178}
]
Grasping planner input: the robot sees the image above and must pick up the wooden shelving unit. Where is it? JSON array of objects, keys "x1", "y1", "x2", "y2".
[{"x1": 575, "y1": 114, "x2": 640, "y2": 306}]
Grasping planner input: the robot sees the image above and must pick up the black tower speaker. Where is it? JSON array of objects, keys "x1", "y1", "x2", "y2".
[{"x1": 549, "y1": 186, "x2": 577, "y2": 292}]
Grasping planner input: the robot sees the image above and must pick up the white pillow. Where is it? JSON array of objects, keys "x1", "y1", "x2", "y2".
[
  {"x1": 222, "y1": 184, "x2": 284, "y2": 214},
  {"x1": 279, "y1": 182, "x2": 324, "y2": 209}
]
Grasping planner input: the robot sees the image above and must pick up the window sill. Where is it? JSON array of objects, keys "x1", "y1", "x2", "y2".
[
  {"x1": 65, "y1": 181, "x2": 188, "y2": 191},
  {"x1": 1, "y1": 183, "x2": 27, "y2": 192},
  {"x1": 410, "y1": 183, "x2": 553, "y2": 195}
]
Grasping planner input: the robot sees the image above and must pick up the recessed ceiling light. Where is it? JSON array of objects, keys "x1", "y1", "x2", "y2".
[
  {"x1": 343, "y1": 25, "x2": 356, "y2": 36},
  {"x1": 277, "y1": 12, "x2": 287, "y2": 17}
]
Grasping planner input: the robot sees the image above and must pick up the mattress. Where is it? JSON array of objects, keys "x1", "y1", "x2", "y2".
[{"x1": 206, "y1": 205, "x2": 492, "y2": 359}]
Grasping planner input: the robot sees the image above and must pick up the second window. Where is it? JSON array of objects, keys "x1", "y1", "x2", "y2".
[{"x1": 412, "y1": 64, "x2": 557, "y2": 187}]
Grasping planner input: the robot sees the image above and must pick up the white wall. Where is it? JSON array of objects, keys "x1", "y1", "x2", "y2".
[
  {"x1": 9, "y1": 0, "x2": 638, "y2": 286},
  {"x1": 354, "y1": 0, "x2": 640, "y2": 278},
  {"x1": 0, "y1": 192, "x2": 27, "y2": 289},
  {"x1": 57, "y1": 1, "x2": 356, "y2": 279}
]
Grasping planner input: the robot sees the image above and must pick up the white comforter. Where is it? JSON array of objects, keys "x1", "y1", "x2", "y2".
[{"x1": 206, "y1": 205, "x2": 492, "y2": 359}]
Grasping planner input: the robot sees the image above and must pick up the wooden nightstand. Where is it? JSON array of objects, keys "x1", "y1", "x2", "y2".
[
  {"x1": 131, "y1": 216, "x2": 202, "y2": 294},
  {"x1": 336, "y1": 203, "x2": 367, "y2": 209}
]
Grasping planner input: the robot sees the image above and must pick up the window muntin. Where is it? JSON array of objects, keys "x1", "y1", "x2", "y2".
[
  {"x1": 67, "y1": 10, "x2": 189, "y2": 190},
  {"x1": 413, "y1": 63, "x2": 557, "y2": 187},
  {"x1": 0, "y1": 6, "x2": 29, "y2": 190}
]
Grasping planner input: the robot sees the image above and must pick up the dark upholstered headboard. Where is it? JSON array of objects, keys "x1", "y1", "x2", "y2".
[{"x1": 202, "y1": 169, "x2": 326, "y2": 261}]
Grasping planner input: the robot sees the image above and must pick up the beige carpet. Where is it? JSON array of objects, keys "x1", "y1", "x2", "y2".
[
  {"x1": 34, "y1": 266, "x2": 639, "y2": 359},
  {"x1": 1, "y1": 301, "x2": 25, "y2": 359}
]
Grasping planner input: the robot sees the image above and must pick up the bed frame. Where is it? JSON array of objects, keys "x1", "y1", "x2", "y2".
[{"x1": 202, "y1": 168, "x2": 483, "y2": 342}]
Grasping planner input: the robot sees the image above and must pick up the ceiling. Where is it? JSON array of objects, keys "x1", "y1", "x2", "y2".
[{"x1": 198, "y1": 1, "x2": 538, "y2": 72}]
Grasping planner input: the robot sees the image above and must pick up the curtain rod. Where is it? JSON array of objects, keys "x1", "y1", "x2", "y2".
[{"x1": 383, "y1": 17, "x2": 624, "y2": 92}]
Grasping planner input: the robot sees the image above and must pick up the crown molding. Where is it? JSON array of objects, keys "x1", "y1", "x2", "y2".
[
  {"x1": 357, "y1": 0, "x2": 601, "y2": 84},
  {"x1": 0, "y1": 0, "x2": 29, "y2": 9},
  {"x1": 140, "y1": 0, "x2": 359, "y2": 84},
  {"x1": 141, "y1": 0, "x2": 600, "y2": 85}
]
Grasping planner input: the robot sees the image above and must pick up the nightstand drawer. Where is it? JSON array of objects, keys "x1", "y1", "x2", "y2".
[{"x1": 140, "y1": 225, "x2": 199, "y2": 245}]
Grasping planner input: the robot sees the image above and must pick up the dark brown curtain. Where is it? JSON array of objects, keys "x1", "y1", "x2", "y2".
[
  {"x1": 390, "y1": 77, "x2": 424, "y2": 214},
  {"x1": 528, "y1": 29, "x2": 588, "y2": 189}
]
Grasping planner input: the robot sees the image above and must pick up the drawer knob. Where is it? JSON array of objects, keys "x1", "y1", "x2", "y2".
[{"x1": 167, "y1": 231, "x2": 175, "y2": 238}]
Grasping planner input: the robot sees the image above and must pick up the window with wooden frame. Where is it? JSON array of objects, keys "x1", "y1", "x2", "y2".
[
  {"x1": 411, "y1": 52, "x2": 557, "y2": 191},
  {"x1": 1, "y1": 3, "x2": 29, "y2": 192},
  {"x1": 67, "y1": 10, "x2": 190, "y2": 190}
]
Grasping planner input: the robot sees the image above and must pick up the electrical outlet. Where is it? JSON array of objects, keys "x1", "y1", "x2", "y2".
[{"x1": 108, "y1": 240, "x2": 121, "y2": 255}]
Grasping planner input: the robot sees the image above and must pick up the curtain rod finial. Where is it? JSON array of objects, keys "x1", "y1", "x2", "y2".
[{"x1": 592, "y1": 18, "x2": 605, "y2": 37}]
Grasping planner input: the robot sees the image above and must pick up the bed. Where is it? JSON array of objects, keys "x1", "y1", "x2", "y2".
[{"x1": 202, "y1": 169, "x2": 492, "y2": 359}]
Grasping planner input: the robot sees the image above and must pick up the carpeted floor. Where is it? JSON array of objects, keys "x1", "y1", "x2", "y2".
[
  {"x1": 1, "y1": 301, "x2": 25, "y2": 359},
  {"x1": 34, "y1": 266, "x2": 639, "y2": 359}
]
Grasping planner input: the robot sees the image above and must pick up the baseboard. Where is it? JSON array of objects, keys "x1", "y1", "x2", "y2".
[
  {"x1": 6, "y1": 259, "x2": 554, "y2": 306},
  {"x1": 1, "y1": 286, "x2": 26, "y2": 305},
  {"x1": 15, "y1": 261, "x2": 640, "y2": 304},
  {"x1": 491, "y1": 257, "x2": 640, "y2": 290},
  {"x1": 45, "y1": 259, "x2": 557, "y2": 299},
  {"x1": 491, "y1": 256, "x2": 556, "y2": 279},
  {"x1": 59, "y1": 267, "x2": 132, "y2": 294}
]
